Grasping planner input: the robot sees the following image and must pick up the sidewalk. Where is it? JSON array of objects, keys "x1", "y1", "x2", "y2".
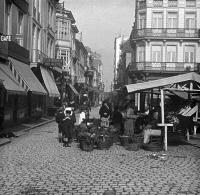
[{"x1": 0, "y1": 116, "x2": 55, "y2": 147}]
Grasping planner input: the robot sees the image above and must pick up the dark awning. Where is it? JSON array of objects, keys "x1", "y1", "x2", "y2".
[
  {"x1": 9, "y1": 58, "x2": 47, "y2": 95},
  {"x1": 0, "y1": 63, "x2": 26, "y2": 94},
  {"x1": 40, "y1": 66, "x2": 60, "y2": 97},
  {"x1": 68, "y1": 84, "x2": 79, "y2": 96}
]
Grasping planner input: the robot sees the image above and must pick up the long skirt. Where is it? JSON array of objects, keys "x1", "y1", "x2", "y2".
[{"x1": 124, "y1": 119, "x2": 135, "y2": 137}]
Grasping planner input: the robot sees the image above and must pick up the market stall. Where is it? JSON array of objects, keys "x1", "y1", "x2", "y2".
[{"x1": 124, "y1": 72, "x2": 200, "y2": 151}]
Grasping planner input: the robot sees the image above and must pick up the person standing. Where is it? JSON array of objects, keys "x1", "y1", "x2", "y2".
[
  {"x1": 112, "y1": 105, "x2": 123, "y2": 134},
  {"x1": 124, "y1": 101, "x2": 137, "y2": 137},
  {"x1": 61, "y1": 110, "x2": 73, "y2": 147},
  {"x1": 99, "y1": 100, "x2": 111, "y2": 127},
  {"x1": 55, "y1": 105, "x2": 65, "y2": 143}
]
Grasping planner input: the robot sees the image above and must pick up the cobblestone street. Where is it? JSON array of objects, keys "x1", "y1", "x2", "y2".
[{"x1": 0, "y1": 108, "x2": 200, "y2": 194}]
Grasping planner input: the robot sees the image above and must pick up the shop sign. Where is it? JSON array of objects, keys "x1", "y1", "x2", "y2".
[{"x1": 43, "y1": 58, "x2": 63, "y2": 68}]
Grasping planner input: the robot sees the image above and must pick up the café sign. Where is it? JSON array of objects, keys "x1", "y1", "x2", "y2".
[
  {"x1": 43, "y1": 58, "x2": 63, "y2": 68},
  {"x1": 0, "y1": 34, "x2": 23, "y2": 42}
]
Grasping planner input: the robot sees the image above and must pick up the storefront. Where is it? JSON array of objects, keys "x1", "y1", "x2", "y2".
[
  {"x1": 0, "y1": 62, "x2": 27, "y2": 126},
  {"x1": 32, "y1": 65, "x2": 60, "y2": 116},
  {"x1": 9, "y1": 57, "x2": 47, "y2": 119}
]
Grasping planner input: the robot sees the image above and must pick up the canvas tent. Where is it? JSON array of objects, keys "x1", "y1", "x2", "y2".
[{"x1": 124, "y1": 72, "x2": 200, "y2": 151}]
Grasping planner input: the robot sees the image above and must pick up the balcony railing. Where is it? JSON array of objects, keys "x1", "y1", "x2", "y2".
[
  {"x1": 132, "y1": 28, "x2": 200, "y2": 39},
  {"x1": 168, "y1": 0, "x2": 178, "y2": 7},
  {"x1": 153, "y1": 0, "x2": 163, "y2": 7},
  {"x1": 137, "y1": 0, "x2": 146, "y2": 9},
  {"x1": 31, "y1": 49, "x2": 48, "y2": 63},
  {"x1": 0, "y1": 40, "x2": 29, "y2": 64},
  {"x1": 128, "y1": 62, "x2": 199, "y2": 72},
  {"x1": 186, "y1": 0, "x2": 196, "y2": 7}
]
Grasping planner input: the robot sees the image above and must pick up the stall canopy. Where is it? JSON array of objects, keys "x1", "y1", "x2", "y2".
[
  {"x1": 125, "y1": 72, "x2": 200, "y2": 93},
  {"x1": 9, "y1": 58, "x2": 47, "y2": 95},
  {"x1": 40, "y1": 66, "x2": 60, "y2": 97},
  {"x1": 0, "y1": 63, "x2": 26, "y2": 94},
  {"x1": 68, "y1": 84, "x2": 79, "y2": 96}
]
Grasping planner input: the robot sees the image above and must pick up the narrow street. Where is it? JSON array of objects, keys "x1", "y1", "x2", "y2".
[{"x1": 0, "y1": 107, "x2": 200, "y2": 195}]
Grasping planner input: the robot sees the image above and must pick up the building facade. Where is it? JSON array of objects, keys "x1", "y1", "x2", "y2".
[
  {"x1": 113, "y1": 35, "x2": 128, "y2": 90},
  {"x1": 30, "y1": 0, "x2": 61, "y2": 115},
  {"x1": 129, "y1": 0, "x2": 200, "y2": 111},
  {"x1": 0, "y1": 0, "x2": 48, "y2": 126}
]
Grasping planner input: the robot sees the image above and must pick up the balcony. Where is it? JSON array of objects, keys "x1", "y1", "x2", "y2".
[
  {"x1": 31, "y1": 49, "x2": 48, "y2": 63},
  {"x1": 168, "y1": 0, "x2": 177, "y2": 7},
  {"x1": 0, "y1": 40, "x2": 29, "y2": 64},
  {"x1": 132, "y1": 28, "x2": 200, "y2": 39},
  {"x1": 137, "y1": 0, "x2": 146, "y2": 9},
  {"x1": 153, "y1": 0, "x2": 163, "y2": 7},
  {"x1": 128, "y1": 62, "x2": 199, "y2": 73},
  {"x1": 186, "y1": 0, "x2": 196, "y2": 7}
]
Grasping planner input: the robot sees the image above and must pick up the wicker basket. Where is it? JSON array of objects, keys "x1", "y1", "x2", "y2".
[
  {"x1": 119, "y1": 136, "x2": 133, "y2": 146},
  {"x1": 96, "y1": 135, "x2": 113, "y2": 150},
  {"x1": 80, "y1": 139, "x2": 94, "y2": 152},
  {"x1": 125, "y1": 143, "x2": 140, "y2": 151}
]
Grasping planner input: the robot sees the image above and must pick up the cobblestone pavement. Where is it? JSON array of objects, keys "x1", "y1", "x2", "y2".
[{"x1": 0, "y1": 123, "x2": 200, "y2": 194}]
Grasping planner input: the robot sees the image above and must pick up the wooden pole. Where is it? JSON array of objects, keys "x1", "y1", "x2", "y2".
[
  {"x1": 161, "y1": 89, "x2": 167, "y2": 151},
  {"x1": 138, "y1": 93, "x2": 140, "y2": 111}
]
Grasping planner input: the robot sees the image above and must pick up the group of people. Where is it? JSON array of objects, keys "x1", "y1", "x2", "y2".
[
  {"x1": 56, "y1": 98, "x2": 163, "y2": 148},
  {"x1": 99, "y1": 99, "x2": 162, "y2": 145}
]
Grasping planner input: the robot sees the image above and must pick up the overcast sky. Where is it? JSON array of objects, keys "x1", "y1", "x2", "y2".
[{"x1": 63, "y1": 0, "x2": 135, "y2": 91}]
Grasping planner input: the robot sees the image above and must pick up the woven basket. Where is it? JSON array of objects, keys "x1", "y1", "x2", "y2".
[
  {"x1": 80, "y1": 139, "x2": 94, "y2": 152},
  {"x1": 119, "y1": 136, "x2": 133, "y2": 146},
  {"x1": 125, "y1": 143, "x2": 140, "y2": 151},
  {"x1": 96, "y1": 135, "x2": 113, "y2": 150}
]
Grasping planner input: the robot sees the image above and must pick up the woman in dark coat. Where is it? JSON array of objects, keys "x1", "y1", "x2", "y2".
[{"x1": 60, "y1": 110, "x2": 73, "y2": 147}]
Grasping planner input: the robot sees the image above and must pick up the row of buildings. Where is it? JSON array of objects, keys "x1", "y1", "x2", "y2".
[
  {"x1": 113, "y1": 0, "x2": 200, "y2": 111},
  {"x1": 0, "y1": 0, "x2": 103, "y2": 127}
]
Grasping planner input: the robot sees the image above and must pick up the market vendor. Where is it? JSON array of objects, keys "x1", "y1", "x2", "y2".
[
  {"x1": 143, "y1": 109, "x2": 162, "y2": 144},
  {"x1": 124, "y1": 101, "x2": 137, "y2": 137}
]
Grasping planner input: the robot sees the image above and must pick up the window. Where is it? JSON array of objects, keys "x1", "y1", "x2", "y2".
[
  {"x1": 37, "y1": 29, "x2": 41, "y2": 51},
  {"x1": 185, "y1": 13, "x2": 196, "y2": 29},
  {"x1": 185, "y1": 46, "x2": 195, "y2": 63},
  {"x1": 138, "y1": 13, "x2": 146, "y2": 29},
  {"x1": 166, "y1": 46, "x2": 177, "y2": 62},
  {"x1": 167, "y1": 13, "x2": 177, "y2": 28},
  {"x1": 152, "y1": 46, "x2": 162, "y2": 62},
  {"x1": 152, "y1": 13, "x2": 163, "y2": 28},
  {"x1": 17, "y1": 11, "x2": 23, "y2": 46},
  {"x1": 6, "y1": 2, "x2": 12, "y2": 35},
  {"x1": 137, "y1": 46, "x2": 145, "y2": 62}
]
